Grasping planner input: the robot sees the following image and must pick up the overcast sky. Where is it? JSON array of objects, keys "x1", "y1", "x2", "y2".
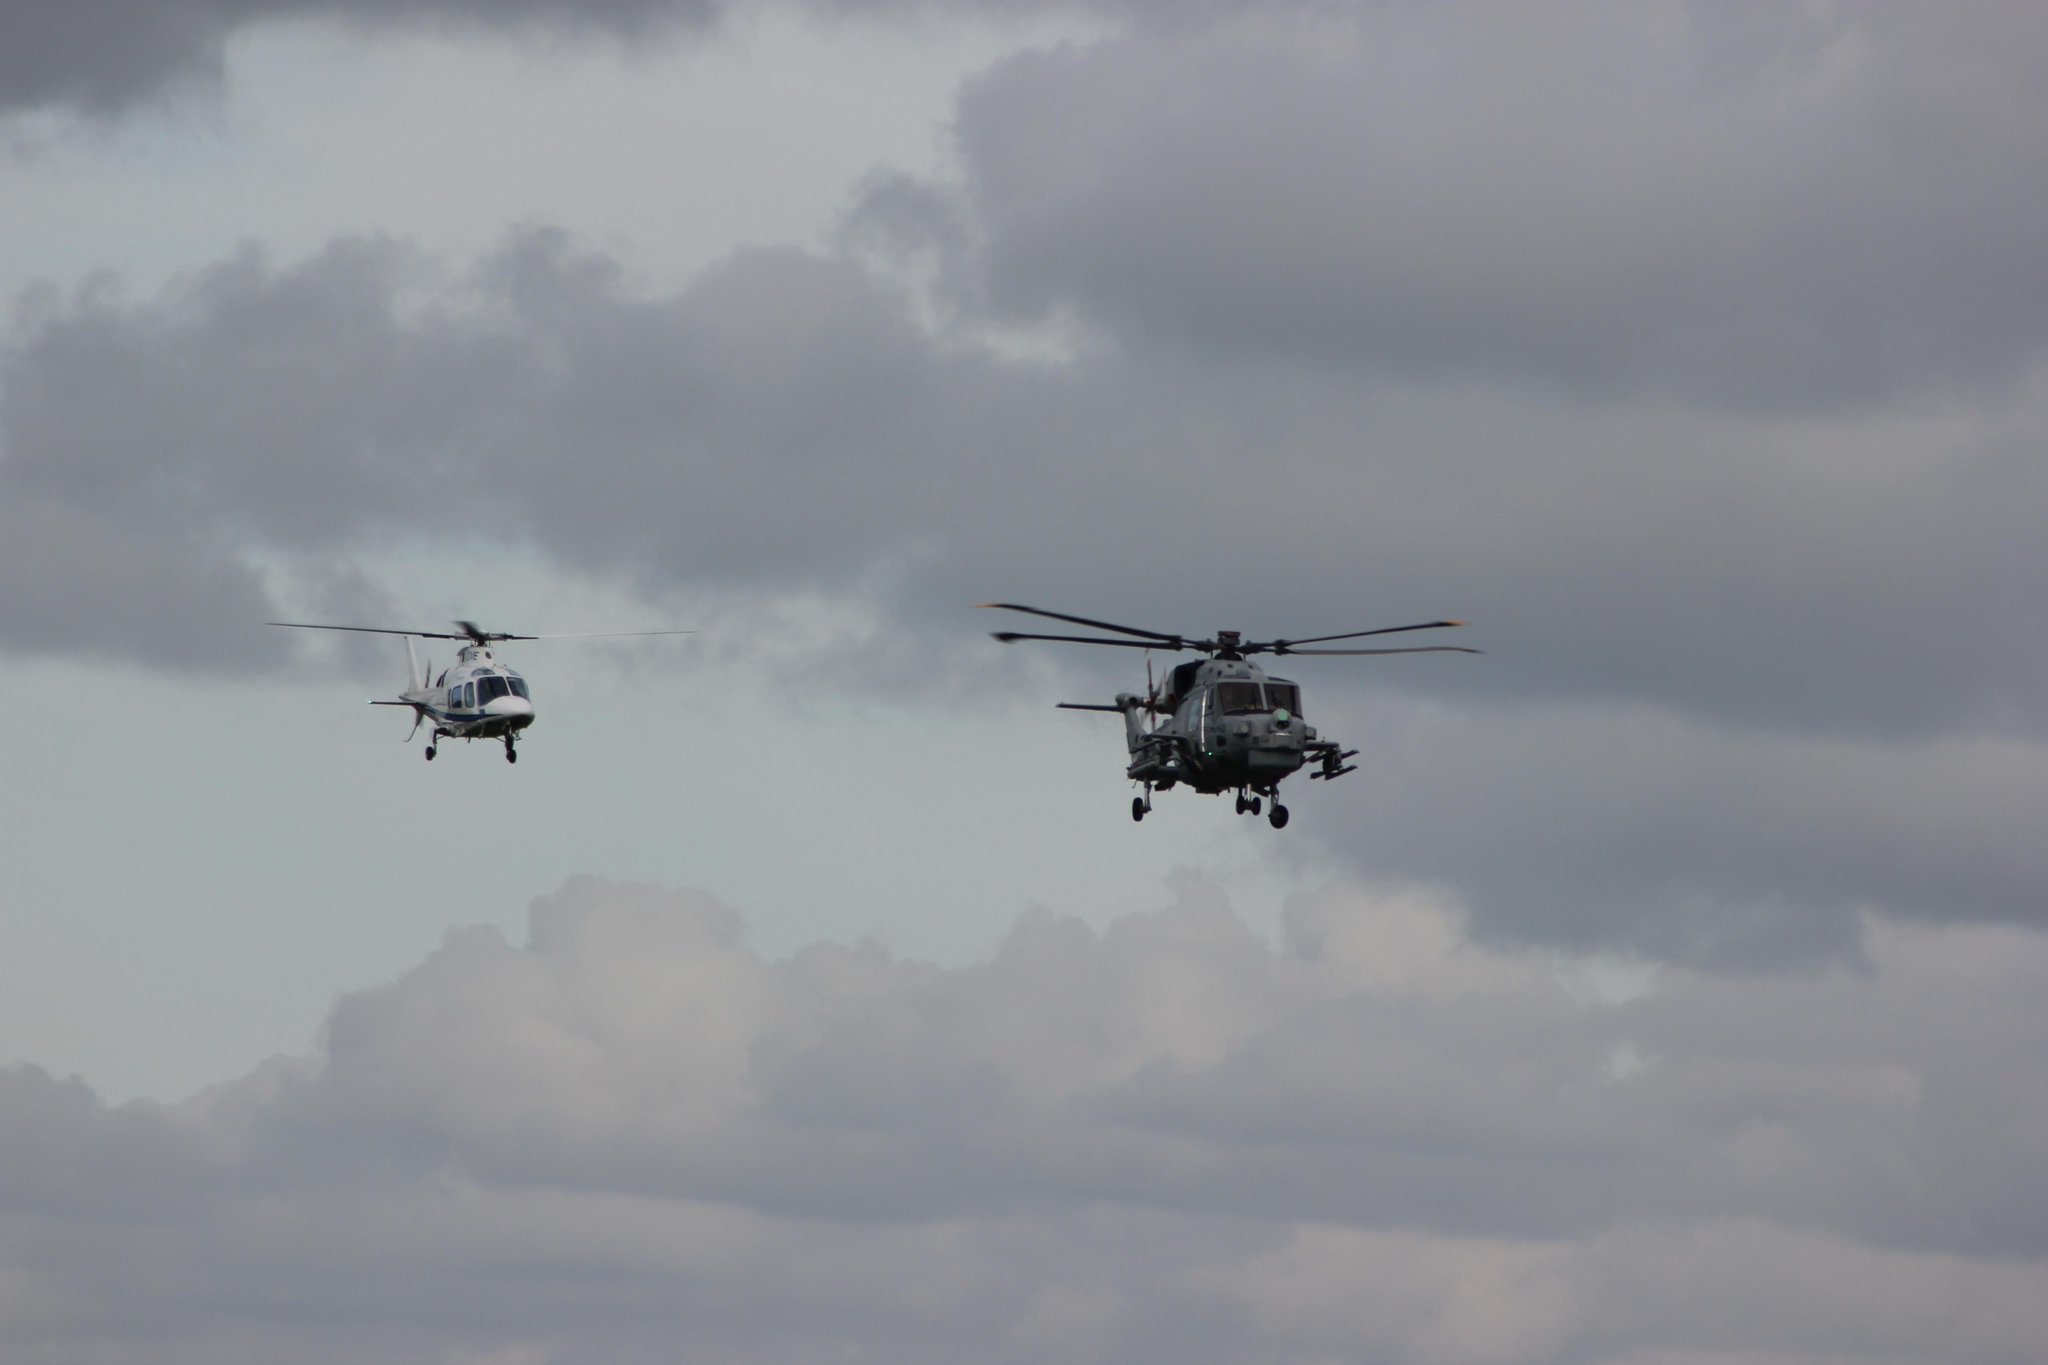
[{"x1": 4, "y1": 2, "x2": 2046, "y2": 1361}]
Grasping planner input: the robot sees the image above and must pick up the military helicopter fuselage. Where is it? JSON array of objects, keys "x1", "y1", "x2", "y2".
[
  {"x1": 984, "y1": 606, "x2": 1475, "y2": 827},
  {"x1": 1119, "y1": 654, "x2": 1315, "y2": 794}
]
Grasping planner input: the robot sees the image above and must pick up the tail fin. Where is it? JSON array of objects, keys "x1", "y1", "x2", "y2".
[{"x1": 405, "y1": 638, "x2": 423, "y2": 693}]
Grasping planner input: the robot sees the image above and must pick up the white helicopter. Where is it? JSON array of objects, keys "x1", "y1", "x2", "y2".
[{"x1": 269, "y1": 619, "x2": 690, "y2": 763}]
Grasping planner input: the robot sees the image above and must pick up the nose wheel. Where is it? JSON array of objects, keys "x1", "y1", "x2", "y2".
[
  {"x1": 504, "y1": 738, "x2": 518, "y2": 764},
  {"x1": 1234, "y1": 791, "x2": 1263, "y2": 816}
]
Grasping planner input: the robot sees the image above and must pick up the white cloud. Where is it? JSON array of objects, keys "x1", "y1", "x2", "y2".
[{"x1": 5, "y1": 875, "x2": 2045, "y2": 1362}]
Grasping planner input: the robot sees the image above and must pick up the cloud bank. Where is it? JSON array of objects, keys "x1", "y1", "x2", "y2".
[
  {"x1": 6, "y1": 3, "x2": 2045, "y2": 960},
  {"x1": 6, "y1": 876, "x2": 2046, "y2": 1363}
]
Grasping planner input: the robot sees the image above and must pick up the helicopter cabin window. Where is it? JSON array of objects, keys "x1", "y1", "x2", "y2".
[
  {"x1": 1215, "y1": 681, "x2": 1265, "y2": 714},
  {"x1": 1265, "y1": 682, "x2": 1302, "y2": 715}
]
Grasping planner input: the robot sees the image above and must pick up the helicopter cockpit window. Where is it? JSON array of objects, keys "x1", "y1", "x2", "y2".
[
  {"x1": 1215, "y1": 681, "x2": 1265, "y2": 714},
  {"x1": 1265, "y1": 682, "x2": 1302, "y2": 715},
  {"x1": 508, "y1": 677, "x2": 530, "y2": 700},
  {"x1": 478, "y1": 675, "x2": 511, "y2": 703}
]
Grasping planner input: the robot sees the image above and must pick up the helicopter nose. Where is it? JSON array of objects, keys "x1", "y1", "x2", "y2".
[{"x1": 486, "y1": 695, "x2": 535, "y2": 727}]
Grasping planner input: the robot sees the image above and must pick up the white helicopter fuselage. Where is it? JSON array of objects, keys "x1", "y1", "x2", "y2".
[
  {"x1": 387, "y1": 639, "x2": 534, "y2": 757},
  {"x1": 276, "y1": 617, "x2": 688, "y2": 764}
]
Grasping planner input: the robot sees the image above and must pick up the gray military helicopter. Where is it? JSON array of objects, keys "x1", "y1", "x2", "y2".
[{"x1": 982, "y1": 603, "x2": 1476, "y2": 827}]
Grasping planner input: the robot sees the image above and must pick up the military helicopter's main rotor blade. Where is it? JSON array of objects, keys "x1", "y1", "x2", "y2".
[
  {"x1": 1257, "y1": 620, "x2": 1467, "y2": 653},
  {"x1": 990, "y1": 631, "x2": 1192, "y2": 651},
  {"x1": 977, "y1": 603, "x2": 1186, "y2": 646},
  {"x1": 1277, "y1": 645, "x2": 1483, "y2": 656}
]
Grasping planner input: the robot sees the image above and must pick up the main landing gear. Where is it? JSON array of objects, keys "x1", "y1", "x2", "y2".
[
  {"x1": 1236, "y1": 788, "x2": 1289, "y2": 828},
  {"x1": 424, "y1": 742, "x2": 437, "y2": 761},
  {"x1": 1132, "y1": 785, "x2": 1153, "y2": 822}
]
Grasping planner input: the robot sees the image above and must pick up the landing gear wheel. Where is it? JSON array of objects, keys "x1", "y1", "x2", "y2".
[
  {"x1": 1132, "y1": 796, "x2": 1148, "y2": 823},
  {"x1": 424, "y1": 745, "x2": 437, "y2": 761},
  {"x1": 1249, "y1": 796, "x2": 1263, "y2": 816},
  {"x1": 1268, "y1": 804, "x2": 1289, "y2": 829},
  {"x1": 504, "y1": 741, "x2": 518, "y2": 765},
  {"x1": 1235, "y1": 792, "x2": 1249, "y2": 814}
]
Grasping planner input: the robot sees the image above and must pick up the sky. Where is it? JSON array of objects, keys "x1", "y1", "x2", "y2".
[{"x1": 2, "y1": 1, "x2": 2046, "y2": 1361}]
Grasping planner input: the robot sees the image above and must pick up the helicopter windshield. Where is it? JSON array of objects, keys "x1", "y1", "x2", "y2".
[
  {"x1": 1214, "y1": 682, "x2": 1265, "y2": 714},
  {"x1": 1213, "y1": 680, "x2": 1302, "y2": 715},
  {"x1": 470, "y1": 674, "x2": 529, "y2": 703}
]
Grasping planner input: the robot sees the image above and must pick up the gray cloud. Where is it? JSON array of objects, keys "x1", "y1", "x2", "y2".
[
  {"x1": 6, "y1": 224, "x2": 2043, "y2": 953},
  {"x1": 4, "y1": 877, "x2": 2046, "y2": 1363},
  {"x1": 0, "y1": 0, "x2": 230, "y2": 114},
  {"x1": 1301, "y1": 694, "x2": 2048, "y2": 962},
  {"x1": 0, "y1": 0, "x2": 717, "y2": 115},
  {"x1": 922, "y1": 3, "x2": 2048, "y2": 412},
  {"x1": 0, "y1": 0, "x2": 1232, "y2": 117},
  {"x1": 9, "y1": 228, "x2": 2044, "y2": 732}
]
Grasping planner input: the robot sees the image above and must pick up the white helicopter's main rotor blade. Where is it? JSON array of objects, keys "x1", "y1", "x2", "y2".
[
  {"x1": 517, "y1": 630, "x2": 695, "y2": 640},
  {"x1": 267, "y1": 621, "x2": 471, "y2": 640},
  {"x1": 270, "y1": 621, "x2": 692, "y2": 644}
]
